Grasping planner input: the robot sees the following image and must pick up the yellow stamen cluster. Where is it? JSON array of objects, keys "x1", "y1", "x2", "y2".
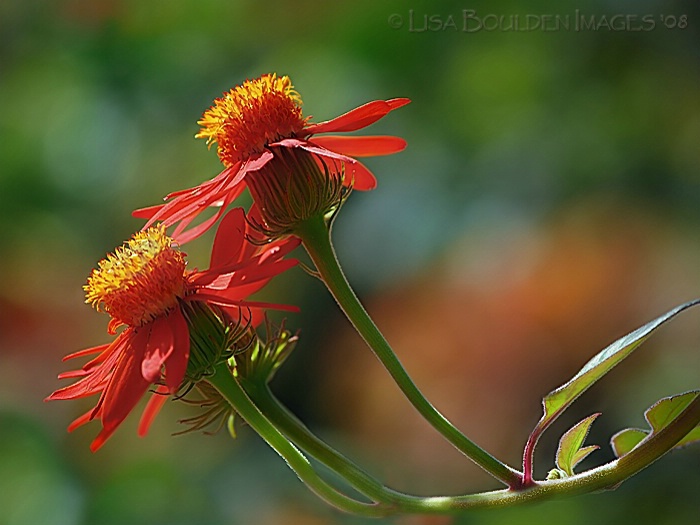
[
  {"x1": 84, "y1": 226, "x2": 187, "y2": 329},
  {"x1": 195, "y1": 74, "x2": 306, "y2": 167}
]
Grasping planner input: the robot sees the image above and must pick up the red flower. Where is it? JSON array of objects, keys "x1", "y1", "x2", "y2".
[
  {"x1": 47, "y1": 208, "x2": 298, "y2": 451},
  {"x1": 134, "y1": 74, "x2": 409, "y2": 243}
]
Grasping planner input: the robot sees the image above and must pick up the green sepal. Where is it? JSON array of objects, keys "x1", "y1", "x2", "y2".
[
  {"x1": 233, "y1": 319, "x2": 298, "y2": 385},
  {"x1": 181, "y1": 301, "x2": 252, "y2": 384}
]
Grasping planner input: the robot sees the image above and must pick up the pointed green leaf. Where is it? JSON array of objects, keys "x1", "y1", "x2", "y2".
[
  {"x1": 610, "y1": 428, "x2": 648, "y2": 457},
  {"x1": 528, "y1": 299, "x2": 700, "y2": 450},
  {"x1": 611, "y1": 391, "x2": 700, "y2": 458},
  {"x1": 646, "y1": 391, "x2": 700, "y2": 432},
  {"x1": 571, "y1": 445, "x2": 599, "y2": 468},
  {"x1": 556, "y1": 413, "x2": 600, "y2": 476}
]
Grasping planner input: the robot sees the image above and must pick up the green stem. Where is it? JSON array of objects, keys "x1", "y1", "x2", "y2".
[
  {"x1": 231, "y1": 375, "x2": 700, "y2": 514},
  {"x1": 243, "y1": 379, "x2": 414, "y2": 505},
  {"x1": 207, "y1": 363, "x2": 390, "y2": 517},
  {"x1": 294, "y1": 214, "x2": 522, "y2": 489}
]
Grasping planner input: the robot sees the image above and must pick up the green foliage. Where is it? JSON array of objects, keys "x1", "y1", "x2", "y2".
[
  {"x1": 611, "y1": 392, "x2": 700, "y2": 458},
  {"x1": 555, "y1": 413, "x2": 600, "y2": 476},
  {"x1": 609, "y1": 429, "x2": 648, "y2": 458},
  {"x1": 529, "y1": 299, "x2": 700, "y2": 450}
]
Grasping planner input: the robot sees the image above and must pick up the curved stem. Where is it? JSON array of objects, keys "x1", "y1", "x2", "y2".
[
  {"x1": 294, "y1": 214, "x2": 522, "y2": 489},
  {"x1": 522, "y1": 426, "x2": 542, "y2": 486},
  {"x1": 207, "y1": 363, "x2": 390, "y2": 517},
  {"x1": 221, "y1": 372, "x2": 700, "y2": 514},
  {"x1": 243, "y1": 379, "x2": 416, "y2": 505}
]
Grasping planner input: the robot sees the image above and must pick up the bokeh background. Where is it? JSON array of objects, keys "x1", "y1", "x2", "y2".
[{"x1": 1, "y1": 0, "x2": 700, "y2": 524}]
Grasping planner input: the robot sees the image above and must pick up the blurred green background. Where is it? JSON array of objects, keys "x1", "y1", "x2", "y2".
[{"x1": 1, "y1": 0, "x2": 700, "y2": 523}]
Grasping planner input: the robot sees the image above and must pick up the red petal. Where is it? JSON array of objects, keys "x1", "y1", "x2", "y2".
[
  {"x1": 141, "y1": 317, "x2": 174, "y2": 383},
  {"x1": 193, "y1": 257, "x2": 298, "y2": 293},
  {"x1": 61, "y1": 343, "x2": 110, "y2": 362},
  {"x1": 132, "y1": 203, "x2": 163, "y2": 220},
  {"x1": 57, "y1": 369, "x2": 91, "y2": 380},
  {"x1": 271, "y1": 138, "x2": 357, "y2": 164},
  {"x1": 344, "y1": 159, "x2": 378, "y2": 191},
  {"x1": 237, "y1": 149, "x2": 274, "y2": 179},
  {"x1": 148, "y1": 153, "x2": 272, "y2": 244},
  {"x1": 163, "y1": 308, "x2": 190, "y2": 393},
  {"x1": 209, "y1": 208, "x2": 247, "y2": 268},
  {"x1": 192, "y1": 292, "x2": 299, "y2": 313},
  {"x1": 171, "y1": 187, "x2": 241, "y2": 245},
  {"x1": 67, "y1": 409, "x2": 94, "y2": 432},
  {"x1": 309, "y1": 135, "x2": 407, "y2": 157},
  {"x1": 47, "y1": 335, "x2": 128, "y2": 401},
  {"x1": 303, "y1": 98, "x2": 410, "y2": 135},
  {"x1": 138, "y1": 386, "x2": 170, "y2": 437},
  {"x1": 91, "y1": 330, "x2": 151, "y2": 451}
]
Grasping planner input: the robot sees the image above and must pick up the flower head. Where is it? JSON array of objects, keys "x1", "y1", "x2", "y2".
[
  {"x1": 47, "y1": 208, "x2": 299, "y2": 451},
  {"x1": 84, "y1": 226, "x2": 187, "y2": 333},
  {"x1": 134, "y1": 73, "x2": 409, "y2": 243},
  {"x1": 196, "y1": 74, "x2": 306, "y2": 166}
]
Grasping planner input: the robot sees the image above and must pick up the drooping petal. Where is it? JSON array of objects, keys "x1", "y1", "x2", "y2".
[
  {"x1": 49, "y1": 373, "x2": 108, "y2": 400},
  {"x1": 61, "y1": 343, "x2": 110, "y2": 362},
  {"x1": 209, "y1": 208, "x2": 247, "y2": 269},
  {"x1": 309, "y1": 135, "x2": 407, "y2": 157},
  {"x1": 260, "y1": 235, "x2": 302, "y2": 260},
  {"x1": 192, "y1": 256, "x2": 299, "y2": 295},
  {"x1": 57, "y1": 369, "x2": 92, "y2": 380},
  {"x1": 47, "y1": 334, "x2": 128, "y2": 401},
  {"x1": 230, "y1": 150, "x2": 274, "y2": 186},
  {"x1": 91, "y1": 329, "x2": 152, "y2": 451},
  {"x1": 141, "y1": 317, "x2": 175, "y2": 384},
  {"x1": 134, "y1": 151, "x2": 273, "y2": 244},
  {"x1": 302, "y1": 98, "x2": 410, "y2": 135},
  {"x1": 271, "y1": 138, "x2": 357, "y2": 164},
  {"x1": 163, "y1": 307, "x2": 190, "y2": 393},
  {"x1": 145, "y1": 182, "x2": 226, "y2": 230},
  {"x1": 171, "y1": 186, "x2": 243, "y2": 245},
  {"x1": 138, "y1": 386, "x2": 170, "y2": 437},
  {"x1": 342, "y1": 158, "x2": 378, "y2": 191},
  {"x1": 190, "y1": 292, "x2": 299, "y2": 313},
  {"x1": 132, "y1": 203, "x2": 163, "y2": 220},
  {"x1": 132, "y1": 165, "x2": 238, "y2": 222},
  {"x1": 67, "y1": 409, "x2": 95, "y2": 432}
]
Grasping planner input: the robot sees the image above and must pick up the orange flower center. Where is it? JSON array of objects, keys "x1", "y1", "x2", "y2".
[
  {"x1": 195, "y1": 74, "x2": 306, "y2": 167},
  {"x1": 84, "y1": 226, "x2": 187, "y2": 330}
]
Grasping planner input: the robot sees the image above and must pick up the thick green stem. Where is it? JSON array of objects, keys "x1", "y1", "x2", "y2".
[
  {"x1": 243, "y1": 379, "x2": 416, "y2": 505},
  {"x1": 294, "y1": 214, "x2": 522, "y2": 488},
  {"x1": 207, "y1": 364, "x2": 390, "y2": 517},
  {"x1": 228, "y1": 373, "x2": 700, "y2": 514},
  {"x1": 208, "y1": 364, "x2": 700, "y2": 517}
]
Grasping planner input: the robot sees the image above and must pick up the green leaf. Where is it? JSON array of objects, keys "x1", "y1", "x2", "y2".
[
  {"x1": 646, "y1": 391, "x2": 700, "y2": 432},
  {"x1": 610, "y1": 428, "x2": 647, "y2": 457},
  {"x1": 556, "y1": 413, "x2": 600, "y2": 476},
  {"x1": 528, "y1": 299, "x2": 700, "y2": 451},
  {"x1": 611, "y1": 391, "x2": 700, "y2": 458}
]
